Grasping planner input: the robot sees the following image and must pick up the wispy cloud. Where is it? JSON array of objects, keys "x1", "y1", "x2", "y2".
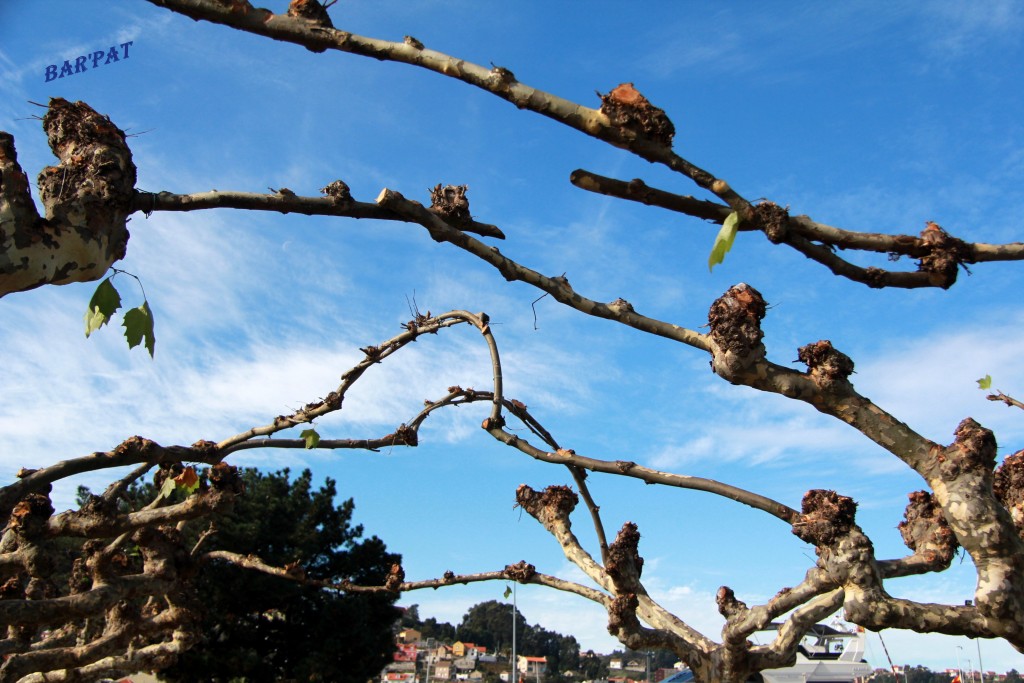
[{"x1": 916, "y1": 0, "x2": 1024, "y2": 62}]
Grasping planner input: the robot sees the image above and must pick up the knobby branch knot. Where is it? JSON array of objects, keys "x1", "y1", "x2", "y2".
[
  {"x1": 607, "y1": 592, "x2": 641, "y2": 633},
  {"x1": 917, "y1": 222, "x2": 972, "y2": 289},
  {"x1": 208, "y1": 462, "x2": 241, "y2": 493},
  {"x1": 606, "y1": 522, "x2": 643, "y2": 585},
  {"x1": 384, "y1": 563, "x2": 405, "y2": 592},
  {"x1": 40, "y1": 97, "x2": 135, "y2": 248},
  {"x1": 715, "y1": 586, "x2": 749, "y2": 619},
  {"x1": 287, "y1": 0, "x2": 334, "y2": 28},
  {"x1": 599, "y1": 83, "x2": 675, "y2": 147},
  {"x1": 114, "y1": 435, "x2": 158, "y2": 459},
  {"x1": 754, "y1": 201, "x2": 789, "y2": 244},
  {"x1": 503, "y1": 560, "x2": 536, "y2": 582},
  {"x1": 708, "y1": 284, "x2": 767, "y2": 380},
  {"x1": 792, "y1": 489, "x2": 857, "y2": 548},
  {"x1": 429, "y1": 184, "x2": 472, "y2": 225},
  {"x1": 320, "y1": 179, "x2": 351, "y2": 202},
  {"x1": 515, "y1": 484, "x2": 578, "y2": 533},
  {"x1": 898, "y1": 490, "x2": 958, "y2": 567},
  {"x1": 797, "y1": 340, "x2": 854, "y2": 391},
  {"x1": 940, "y1": 418, "x2": 997, "y2": 479},
  {"x1": 10, "y1": 493, "x2": 54, "y2": 538}
]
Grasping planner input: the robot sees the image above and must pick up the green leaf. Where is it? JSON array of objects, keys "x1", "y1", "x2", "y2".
[
  {"x1": 123, "y1": 301, "x2": 156, "y2": 357},
  {"x1": 84, "y1": 277, "x2": 121, "y2": 337},
  {"x1": 300, "y1": 428, "x2": 320, "y2": 449},
  {"x1": 708, "y1": 211, "x2": 741, "y2": 272},
  {"x1": 977, "y1": 374, "x2": 993, "y2": 390},
  {"x1": 503, "y1": 585, "x2": 512, "y2": 599},
  {"x1": 158, "y1": 476, "x2": 177, "y2": 500}
]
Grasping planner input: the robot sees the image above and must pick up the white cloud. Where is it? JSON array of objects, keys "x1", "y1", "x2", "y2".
[{"x1": 854, "y1": 320, "x2": 1024, "y2": 451}]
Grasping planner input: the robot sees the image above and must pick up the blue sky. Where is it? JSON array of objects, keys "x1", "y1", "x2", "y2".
[{"x1": 2, "y1": 0, "x2": 1024, "y2": 674}]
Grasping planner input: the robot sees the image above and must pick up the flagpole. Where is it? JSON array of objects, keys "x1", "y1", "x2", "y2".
[{"x1": 512, "y1": 583, "x2": 517, "y2": 683}]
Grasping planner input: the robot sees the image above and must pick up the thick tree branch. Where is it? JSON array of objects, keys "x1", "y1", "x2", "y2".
[
  {"x1": 46, "y1": 488, "x2": 234, "y2": 538},
  {"x1": 11, "y1": 629, "x2": 195, "y2": 683},
  {"x1": 0, "y1": 606, "x2": 191, "y2": 683}
]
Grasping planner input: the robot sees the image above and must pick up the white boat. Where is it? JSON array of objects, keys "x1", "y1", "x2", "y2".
[
  {"x1": 752, "y1": 621, "x2": 872, "y2": 683},
  {"x1": 658, "y1": 622, "x2": 872, "y2": 683}
]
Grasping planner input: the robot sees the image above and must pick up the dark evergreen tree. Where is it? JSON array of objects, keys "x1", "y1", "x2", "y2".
[
  {"x1": 458, "y1": 600, "x2": 525, "y2": 654},
  {"x1": 149, "y1": 468, "x2": 402, "y2": 683},
  {"x1": 420, "y1": 616, "x2": 458, "y2": 642},
  {"x1": 578, "y1": 651, "x2": 608, "y2": 681},
  {"x1": 400, "y1": 604, "x2": 422, "y2": 628}
]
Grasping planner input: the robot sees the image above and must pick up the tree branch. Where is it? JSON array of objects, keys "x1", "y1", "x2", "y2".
[
  {"x1": 142, "y1": 0, "x2": 1024, "y2": 290},
  {"x1": 134, "y1": 188, "x2": 505, "y2": 239}
]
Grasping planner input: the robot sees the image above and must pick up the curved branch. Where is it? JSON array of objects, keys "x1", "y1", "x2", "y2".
[
  {"x1": 200, "y1": 550, "x2": 610, "y2": 604},
  {"x1": 496, "y1": 415, "x2": 796, "y2": 522},
  {"x1": 375, "y1": 188, "x2": 712, "y2": 352},
  {"x1": 216, "y1": 313, "x2": 473, "y2": 450},
  {"x1": 0, "y1": 573, "x2": 172, "y2": 629},
  {"x1": 751, "y1": 589, "x2": 845, "y2": 672},
  {"x1": 720, "y1": 567, "x2": 836, "y2": 643}
]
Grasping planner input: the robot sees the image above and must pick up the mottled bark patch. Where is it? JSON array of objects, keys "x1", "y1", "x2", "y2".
[
  {"x1": 0, "y1": 133, "x2": 41, "y2": 237},
  {"x1": 994, "y1": 449, "x2": 1024, "y2": 539},
  {"x1": 599, "y1": 83, "x2": 675, "y2": 147}
]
